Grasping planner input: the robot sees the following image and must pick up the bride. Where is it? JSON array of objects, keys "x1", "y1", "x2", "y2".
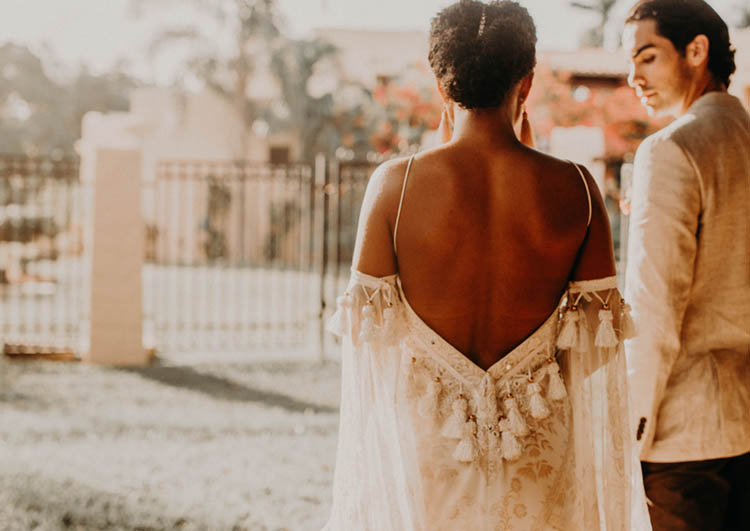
[{"x1": 324, "y1": 1, "x2": 648, "y2": 529}]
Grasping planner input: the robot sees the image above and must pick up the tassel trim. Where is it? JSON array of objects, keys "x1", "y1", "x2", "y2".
[
  {"x1": 594, "y1": 307, "x2": 619, "y2": 347},
  {"x1": 417, "y1": 377, "x2": 442, "y2": 419},
  {"x1": 359, "y1": 302, "x2": 380, "y2": 343},
  {"x1": 453, "y1": 416, "x2": 477, "y2": 463},
  {"x1": 620, "y1": 299, "x2": 636, "y2": 339},
  {"x1": 527, "y1": 380, "x2": 550, "y2": 419},
  {"x1": 441, "y1": 395, "x2": 468, "y2": 439},
  {"x1": 547, "y1": 360, "x2": 567, "y2": 401},
  {"x1": 503, "y1": 396, "x2": 529, "y2": 437},
  {"x1": 499, "y1": 418, "x2": 522, "y2": 461},
  {"x1": 556, "y1": 306, "x2": 581, "y2": 350},
  {"x1": 326, "y1": 293, "x2": 352, "y2": 337}
]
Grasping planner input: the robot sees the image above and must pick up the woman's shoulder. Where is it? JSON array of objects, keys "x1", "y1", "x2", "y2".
[
  {"x1": 364, "y1": 156, "x2": 415, "y2": 201},
  {"x1": 523, "y1": 148, "x2": 592, "y2": 184}
]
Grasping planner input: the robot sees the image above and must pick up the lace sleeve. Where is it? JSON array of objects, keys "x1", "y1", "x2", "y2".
[
  {"x1": 559, "y1": 276, "x2": 650, "y2": 531},
  {"x1": 323, "y1": 270, "x2": 425, "y2": 530}
]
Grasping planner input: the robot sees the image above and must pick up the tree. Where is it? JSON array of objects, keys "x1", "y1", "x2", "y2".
[
  {"x1": 0, "y1": 43, "x2": 136, "y2": 156},
  {"x1": 0, "y1": 44, "x2": 69, "y2": 155},
  {"x1": 735, "y1": 1, "x2": 750, "y2": 27},
  {"x1": 133, "y1": 0, "x2": 282, "y2": 155},
  {"x1": 267, "y1": 37, "x2": 338, "y2": 160},
  {"x1": 365, "y1": 69, "x2": 442, "y2": 157},
  {"x1": 570, "y1": 0, "x2": 619, "y2": 47},
  {"x1": 133, "y1": 0, "x2": 345, "y2": 161},
  {"x1": 527, "y1": 62, "x2": 661, "y2": 160}
]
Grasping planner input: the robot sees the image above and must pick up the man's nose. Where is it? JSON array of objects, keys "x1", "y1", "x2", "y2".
[
  {"x1": 628, "y1": 66, "x2": 644, "y2": 89},
  {"x1": 627, "y1": 68, "x2": 636, "y2": 88}
]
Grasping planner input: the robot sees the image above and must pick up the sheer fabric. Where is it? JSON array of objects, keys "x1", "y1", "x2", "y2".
[{"x1": 324, "y1": 270, "x2": 649, "y2": 531}]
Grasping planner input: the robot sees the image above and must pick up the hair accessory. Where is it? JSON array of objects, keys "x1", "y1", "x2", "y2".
[{"x1": 477, "y1": 5, "x2": 487, "y2": 37}]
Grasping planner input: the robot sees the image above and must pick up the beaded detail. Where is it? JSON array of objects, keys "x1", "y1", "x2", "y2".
[{"x1": 327, "y1": 272, "x2": 627, "y2": 466}]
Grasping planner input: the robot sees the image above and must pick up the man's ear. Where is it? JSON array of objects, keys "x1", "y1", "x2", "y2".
[{"x1": 685, "y1": 34, "x2": 710, "y2": 68}]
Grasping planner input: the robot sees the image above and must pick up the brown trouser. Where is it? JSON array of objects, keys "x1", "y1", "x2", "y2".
[{"x1": 642, "y1": 452, "x2": 750, "y2": 531}]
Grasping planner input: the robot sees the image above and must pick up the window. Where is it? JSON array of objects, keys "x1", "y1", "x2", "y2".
[{"x1": 269, "y1": 146, "x2": 290, "y2": 164}]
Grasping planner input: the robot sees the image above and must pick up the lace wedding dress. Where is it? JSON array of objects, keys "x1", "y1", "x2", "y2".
[{"x1": 323, "y1": 270, "x2": 649, "y2": 530}]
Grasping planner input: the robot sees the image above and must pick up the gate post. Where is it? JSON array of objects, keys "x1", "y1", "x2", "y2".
[
  {"x1": 315, "y1": 154, "x2": 330, "y2": 362},
  {"x1": 84, "y1": 149, "x2": 148, "y2": 366}
]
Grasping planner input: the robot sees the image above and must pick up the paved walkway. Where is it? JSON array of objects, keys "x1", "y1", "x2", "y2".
[{"x1": 0, "y1": 356, "x2": 339, "y2": 530}]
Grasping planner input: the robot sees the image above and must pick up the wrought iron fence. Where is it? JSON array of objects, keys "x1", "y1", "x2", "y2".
[
  {"x1": 142, "y1": 158, "x2": 376, "y2": 355},
  {"x1": 0, "y1": 153, "x2": 378, "y2": 358},
  {"x1": 318, "y1": 161, "x2": 373, "y2": 326},
  {"x1": 0, "y1": 154, "x2": 85, "y2": 356},
  {"x1": 0, "y1": 151, "x2": 631, "y2": 359}
]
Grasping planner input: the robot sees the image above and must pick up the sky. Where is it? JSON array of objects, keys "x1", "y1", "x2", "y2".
[{"x1": 0, "y1": 0, "x2": 740, "y2": 84}]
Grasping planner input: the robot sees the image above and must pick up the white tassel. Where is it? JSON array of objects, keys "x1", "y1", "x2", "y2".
[
  {"x1": 620, "y1": 300, "x2": 636, "y2": 339},
  {"x1": 326, "y1": 293, "x2": 352, "y2": 336},
  {"x1": 527, "y1": 381, "x2": 550, "y2": 419},
  {"x1": 499, "y1": 418, "x2": 522, "y2": 461},
  {"x1": 441, "y1": 395, "x2": 468, "y2": 439},
  {"x1": 381, "y1": 305, "x2": 400, "y2": 344},
  {"x1": 556, "y1": 307, "x2": 580, "y2": 350},
  {"x1": 359, "y1": 302, "x2": 379, "y2": 343},
  {"x1": 452, "y1": 416, "x2": 477, "y2": 463},
  {"x1": 546, "y1": 360, "x2": 567, "y2": 401},
  {"x1": 503, "y1": 396, "x2": 528, "y2": 437},
  {"x1": 487, "y1": 422, "x2": 500, "y2": 455},
  {"x1": 595, "y1": 308, "x2": 619, "y2": 347},
  {"x1": 417, "y1": 377, "x2": 442, "y2": 418}
]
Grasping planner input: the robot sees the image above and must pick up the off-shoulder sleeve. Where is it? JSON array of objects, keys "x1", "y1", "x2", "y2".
[
  {"x1": 559, "y1": 276, "x2": 650, "y2": 531},
  {"x1": 323, "y1": 270, "x2": 425, "y2": 531}
]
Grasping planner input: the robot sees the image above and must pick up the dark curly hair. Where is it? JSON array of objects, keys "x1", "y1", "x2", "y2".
[
  {"x1": 626, "y1": 0, "x2": 736, "y2": 88},
  {"x1": 428, "y1": 0, "x2": 537, "y2": 110}
]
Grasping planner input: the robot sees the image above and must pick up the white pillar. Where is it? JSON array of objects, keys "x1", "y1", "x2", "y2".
[{"x1": 85, "y1": 149, "x2": 147, "y2": 366}]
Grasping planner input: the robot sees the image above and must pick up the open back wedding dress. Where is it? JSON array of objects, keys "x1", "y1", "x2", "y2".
[{"x1": 323, "y1": 159, "x2": 648, "y2": 531}]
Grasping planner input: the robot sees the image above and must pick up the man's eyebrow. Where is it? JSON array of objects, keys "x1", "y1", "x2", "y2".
[{"x1": 632, "y1": 43, "x2": 656, "y2": 59}]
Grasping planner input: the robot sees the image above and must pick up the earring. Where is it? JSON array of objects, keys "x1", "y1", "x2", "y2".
[
  {"x1": 520, "y1": 104, "x2": 534, "y2": 148},
  {"x1": 444, "y1": 104, "x2": 454, "y2": 129}
]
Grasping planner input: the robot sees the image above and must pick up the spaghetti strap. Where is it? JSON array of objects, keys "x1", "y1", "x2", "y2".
[
  {"x1": 393, "y1": 154, "x2": 415, "y2": 255},
  {"x1": 572, "y1": 162, "x2": 593, "y2": 228}
]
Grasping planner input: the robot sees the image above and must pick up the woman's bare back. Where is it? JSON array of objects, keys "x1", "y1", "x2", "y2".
[{"x1": 353, "y1": 141, "x2": 615, "y2": 370}]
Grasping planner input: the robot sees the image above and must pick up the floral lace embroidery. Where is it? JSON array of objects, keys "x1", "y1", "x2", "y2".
[{"x1": 324, "y1": 272, "x2": 637, "y2": 531}]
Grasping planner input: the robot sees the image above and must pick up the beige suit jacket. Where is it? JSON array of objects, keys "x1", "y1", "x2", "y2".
[{"x1": 625, "y1": 92, "x2": 750, "y2": 462}]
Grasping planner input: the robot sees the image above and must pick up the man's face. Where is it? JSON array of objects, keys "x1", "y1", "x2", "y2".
[{"x1": 623, "y1": 19, "x2": 691, "y2": 117}]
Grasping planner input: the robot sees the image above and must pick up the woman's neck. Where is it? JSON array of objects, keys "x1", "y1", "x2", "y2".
[{"x1": 451, "y1": 106, "x2": 520, "y2": 147}]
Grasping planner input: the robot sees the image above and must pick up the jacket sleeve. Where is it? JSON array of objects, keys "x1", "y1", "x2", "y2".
[{"x1": 624, "y1": 134, "x2": 702, "y2": 459}]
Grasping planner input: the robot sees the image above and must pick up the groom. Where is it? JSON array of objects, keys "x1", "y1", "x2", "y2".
[{"x1": 622, "y1": 1, "x2": 750, "y2": 529}]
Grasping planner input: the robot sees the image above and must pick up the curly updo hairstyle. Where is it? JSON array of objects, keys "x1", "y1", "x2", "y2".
[{"x1": 428, "y1": 0, "x2": 537, "y2": 110}]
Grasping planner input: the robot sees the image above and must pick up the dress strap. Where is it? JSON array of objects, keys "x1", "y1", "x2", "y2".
[
  {"x1": 572, "y1": 162, "x2": 592, "y2": 228},
  {"x1": 393, "y1": 154, "x2": 415, "y2": 255}
]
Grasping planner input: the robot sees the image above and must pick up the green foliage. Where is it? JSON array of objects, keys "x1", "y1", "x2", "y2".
[
  {"x1": 132, "y1": 0, "x2": 446, "y2": 160},
  {"x1": 0, "y1": 43, "x2": 137, "y2": 156},
  {"x1": 136, "y1": 0, "x2": 282, "y2": 136},
  {"x1": 202, "y1": 177, "x2": 232, "y2": 261},
  {"x1": 267, "y1": 38, "x2": 337, "y2": 160},
  {"x1": 569, "y1": 0, "x2": 618, "y2": 47},
  {"x1": 736, "y1": 2, "x2": 750, "y2": 28}
]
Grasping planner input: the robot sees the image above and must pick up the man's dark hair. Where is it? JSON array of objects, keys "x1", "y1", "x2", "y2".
[
  {"x1": 428, "y1": 0, "x2": 537, "y2": 109},
  {"x1": 626, "y1": 0, "x2": 736, "y2": 87}
]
